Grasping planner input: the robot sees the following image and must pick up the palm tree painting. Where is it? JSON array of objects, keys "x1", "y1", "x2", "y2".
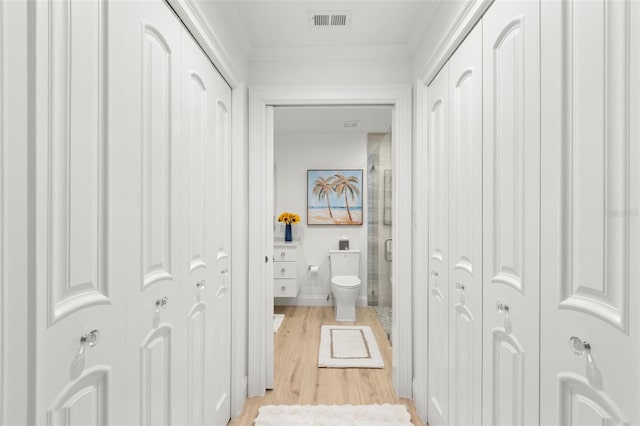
[
  {"x1": 307, "y1": 169, "x2": 363, "y2": 225},
  {"x1": 311, "y1": 175, "x2": 336, "y2": 219}
]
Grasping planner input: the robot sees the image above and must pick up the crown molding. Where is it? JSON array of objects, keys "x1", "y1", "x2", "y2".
[
  {"x1": 417, "y1": 0, "x2": 494, "y2": 85},
  {"x1": 166, "y1": 0, "x2": 245, "y2": 87}
]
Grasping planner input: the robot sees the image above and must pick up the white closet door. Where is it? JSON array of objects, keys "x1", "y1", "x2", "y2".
[
  {"x1": 112, "y1": 1, "x2": 188, "y2": 425},
  {"x1": 447, "y1": 22, "x2": 483, "y2": 426},
  {"x1": 33, "y1": 0, "x2": 127, "y2": 423},
  {"x1": 212, "y1": 70, "x2": 233, "y2": 426},
  {"x1": 482, "y1": 1, "x2": 540, "y2": 425},
  {"x1": 541, "y1": 1, "x2": 639, "y2": 425},
  {"x1": 181, "y1": 27, "x2": 232, "y2": 426},
  {"x1": 427, "y1": 65, "x2": 450, "y2": 426}
]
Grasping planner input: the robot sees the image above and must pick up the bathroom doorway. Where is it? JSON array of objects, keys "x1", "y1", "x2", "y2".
[
  {"x1": 367, "y1": 130, "x2": 393, "y2": 341},
  {"x1": 272, "y1": 106, "x2": 392, "y2": 314},
  {"x1": 248, "y1": 85, "x2": 413, "y2": 398}
]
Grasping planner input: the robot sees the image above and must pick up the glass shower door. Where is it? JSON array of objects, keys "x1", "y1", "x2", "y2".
[{"x1": 367, "y1": 130, "x2": 392, "y2": 341}]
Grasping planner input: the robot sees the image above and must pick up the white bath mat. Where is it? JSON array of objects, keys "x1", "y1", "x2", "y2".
[
  {"x1": 318, "y1": 325, "x2": 384, "y2": 368},
  {"x1": 274, "y1": 314, "x2": 285, "y2": 333},
  {"x1": 254, "y1": 404, "x2": 411, "y2": 425}
]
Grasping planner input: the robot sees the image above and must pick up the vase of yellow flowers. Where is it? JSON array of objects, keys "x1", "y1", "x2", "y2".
[{"x1": 278, "y1": 211, "x2": 301, "y2": 242}]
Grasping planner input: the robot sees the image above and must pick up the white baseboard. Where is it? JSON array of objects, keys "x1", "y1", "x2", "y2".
[{"x1": 274, "y1": 295, "x2": 368, "y2": 307}]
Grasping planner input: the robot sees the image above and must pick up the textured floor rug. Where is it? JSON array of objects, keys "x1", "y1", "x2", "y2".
[
  {"x1": 253, "y1": 404, "x2": 412, "y2": 425},
  {"x1": 274, "y1": 314, "x2": 285, "y2": 333},
  {"x1": 318, "y1": 325, "x2": 384, "y2": 368}
]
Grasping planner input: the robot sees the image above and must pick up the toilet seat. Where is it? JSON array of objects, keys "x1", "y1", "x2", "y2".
[{"x1": 331, "y1": 275, "x2": 361, "y2": 288}]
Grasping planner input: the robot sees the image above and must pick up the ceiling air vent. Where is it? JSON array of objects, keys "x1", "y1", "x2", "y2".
[
  {"x1": 342, "y1": 121, "x2": 360, "y2": 129},
  {"x1": 309, "y1": 11, "x2": 352, "y2": 29}
]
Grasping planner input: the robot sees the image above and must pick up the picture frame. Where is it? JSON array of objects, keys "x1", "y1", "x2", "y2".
[{"x1": 307, "y1": 169, "x2": 363, "y2": 225}]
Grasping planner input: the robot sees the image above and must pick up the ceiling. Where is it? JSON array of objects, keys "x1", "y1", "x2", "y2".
[
  {"x1": 275, "y1": 106, "x2": 392, "y2": 135},
  {"x1": 205, "y1": 1, "x2": 443, "y2": 60}
]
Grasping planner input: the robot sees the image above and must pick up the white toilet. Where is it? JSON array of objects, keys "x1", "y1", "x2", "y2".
[{"x1": 329, "y1": 250, "x2": 361, "y2": 322}]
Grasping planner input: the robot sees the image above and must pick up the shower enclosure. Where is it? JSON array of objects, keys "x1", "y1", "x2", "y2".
[{"x1": 367, "y1": 130, "x2": 392, "y2": 340}]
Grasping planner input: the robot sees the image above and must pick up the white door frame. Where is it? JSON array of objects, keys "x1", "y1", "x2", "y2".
[{"x1": 248, "y1": 85, "x2": 413, "y2": 398}]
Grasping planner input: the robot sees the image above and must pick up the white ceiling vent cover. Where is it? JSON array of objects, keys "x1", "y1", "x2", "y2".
[
  {"x1": 342, "y1": 121, "x2": 360, "y2": 129},
  {"x1": 309, "y1": 11, "x2": 352, "y2": 29}
]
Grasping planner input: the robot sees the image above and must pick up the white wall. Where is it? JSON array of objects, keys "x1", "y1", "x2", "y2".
[
  {"x1": 250, "y1": 56, "x2": 411, "y2": 86},
  {"x1": 274, "y1": 133, "x2": 368, "y2": 306}
]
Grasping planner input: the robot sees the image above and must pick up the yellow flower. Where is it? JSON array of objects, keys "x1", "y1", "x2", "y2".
[{"x1": 278, "y1": 211, "x2": 300, "y2": 225}]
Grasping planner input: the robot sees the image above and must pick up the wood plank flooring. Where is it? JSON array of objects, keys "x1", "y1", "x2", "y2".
[{"x1": 229, "y1": 306, "x2": 426, "y2": 425}]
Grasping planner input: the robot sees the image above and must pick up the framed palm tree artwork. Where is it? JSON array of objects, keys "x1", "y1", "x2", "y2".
[{"x1": 307, "y1": 169, "x2": 363, "y2": 225}]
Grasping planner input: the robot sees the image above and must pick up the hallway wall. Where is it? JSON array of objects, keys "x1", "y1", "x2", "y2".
[
  {"x1": 250, "y1": 57, "x2": 411, "y2": 85},
  {"x1": 274, "y1": 133, "x2": 368, "y2": 306}
]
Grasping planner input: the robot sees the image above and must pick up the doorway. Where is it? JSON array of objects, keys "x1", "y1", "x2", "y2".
[{"x1": 247, "y1": 86, "x2": 413, "y2": 399}]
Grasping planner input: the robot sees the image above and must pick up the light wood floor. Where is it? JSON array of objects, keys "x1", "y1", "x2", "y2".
[{"x1": 229, "y1": 306, "x2": 426, "y2": 425}]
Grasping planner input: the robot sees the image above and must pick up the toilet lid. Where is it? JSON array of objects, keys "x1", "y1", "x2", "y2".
[{"x1": 331, "y1": 275, "x2": 361, "y2": 288}]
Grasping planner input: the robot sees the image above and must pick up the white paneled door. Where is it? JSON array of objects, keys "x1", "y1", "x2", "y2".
[
  {"x1": 482, "y1": 1, "x2": 540, "y2": 425},
  {"x1": 34, "y1": 0, "x2": 127, "y2": 424},
  {"x1": 427, "y1": 64, "x2": 450, "y2": 426},
  {"x1": 32, "y1": 0, "x2": 233, "y2": 425},
  {"x1": 181, "y1": 26, "x2": 233, "y2": 426},
  {"x1": 447, "y1": 22, "x2": 483, "y2": 426},
  {"x1": 541, "y1": 1, "x2": 640, "y2": 425},
  {"x1": 110, "y1": 1, "x2": 188, "y2": 424}
]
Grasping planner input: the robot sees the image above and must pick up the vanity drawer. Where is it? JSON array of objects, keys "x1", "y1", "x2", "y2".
[
  {"x1": 274, "y1": 279, "x2": 297, "y2": 297},
  {"x1": 274, "y1": 262, "x2": 296, "y2": 279},
  {"x1": 274, "y1": 247, "x2": 297, "y2": 262}
]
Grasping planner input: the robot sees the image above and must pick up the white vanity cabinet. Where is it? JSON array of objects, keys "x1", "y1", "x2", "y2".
[{"x1": 273, "y1": 242, "x2": 301, "y2": 298}]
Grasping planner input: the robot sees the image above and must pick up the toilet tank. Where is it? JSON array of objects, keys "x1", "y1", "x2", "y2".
[{"x1": 329, "y1": 250, "x2": 360, "y2": 276}]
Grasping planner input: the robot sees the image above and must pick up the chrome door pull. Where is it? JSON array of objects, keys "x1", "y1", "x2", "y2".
[
  {"x1": 384, "y1": 238, "x2": 393, "y2": 262},
  {"x1": 570, "y1": 336, "x2": 591, "y2": 355},
  {"x1": 496, "y1": 301, "x2": 509, "y2": 313},
  {"x1": 155, "y1": 296, "x2": 168, "y2": 310},
  {"x1": 496, "y1": 301, "x2": 512, "y2": 333},
  {"x1": 80, "y1": 329, "x2": 100, "y2": 348},
  {"x1": 153, "y1": 297, "x2": 168, "y2": 328},
  {"x1": 71, "y1": 329, "x2": 100, "y2": 380}
]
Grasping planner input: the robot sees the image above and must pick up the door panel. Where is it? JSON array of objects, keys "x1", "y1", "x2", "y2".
[
  {"x1": 47, "y1": 367, "x2": 109, "y2": 426},
  {"x1": 482, "y1": 1, "x2": 540, "y2": 425},
  {"x1": 427, "y1": 65, "x2": 450, "y2": 426},
  {"x1": 211, "y1": 98, "x2": 232, "y2": 425},
  {"x1": 34, "y1": 0, "x2": 126, "y2": 423},
  {"x1": 448, "y1": 22, "x2": 483, "y2": 426},
  {"x1": 181, "y1": 26, "x2": 232, "y2": 426},
  {"x1": 47, "y1": 0, "x2": 109, "y2": 326},
  {"x1": 141, "y1": 22, "x2": 175, "y2": 290},
  {"x1": 541, "y1": 1, "x2": 639, "y2": 424},
  {"x1": 111, "y1": 1, "x2": 186, "y2": 424},
  {"x1": 141, "y1": 326, "x2": 172, "y2": 426}
]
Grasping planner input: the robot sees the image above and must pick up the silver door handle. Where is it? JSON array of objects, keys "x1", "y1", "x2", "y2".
[
  {"x1": 496, "y1": 301, "x2": 509, "y2": 313},
  {"x1": 569, "y1": 336, "x2": 591, "y2": 355},
  {"x1": 155, "y1": 296, "x2": 168, "y2": 310},
  {"x1": 80, "y1": 329, "x2": 100, "y2": 348},
  {"x1": 384, "y1": 238, "x2": 392, "y2": 262}
]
